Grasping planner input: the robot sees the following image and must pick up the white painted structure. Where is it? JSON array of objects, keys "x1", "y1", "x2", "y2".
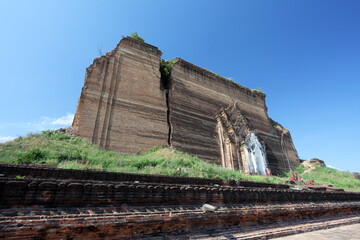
[{"x1": 243, "y1": 132, "x2": 269, "y2": 175}]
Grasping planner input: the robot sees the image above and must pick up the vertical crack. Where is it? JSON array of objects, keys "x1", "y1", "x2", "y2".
[
  {"x1": 166, "y1": 91, "x2": 172, "y2": 147},
  {"x1": 160, "y1": 59, "x2": 176, "y2": 148}
]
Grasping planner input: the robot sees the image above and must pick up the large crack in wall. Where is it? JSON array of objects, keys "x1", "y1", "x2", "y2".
[
  {"x1": 159, "y1": 59, "x2": 175, "y2": 148},
  {"x1": 165, "y1": 91, "x2": 172, "y2": 147},
  {"x1": 73, "y1": 37, "x2": 300, "y2": 174}
]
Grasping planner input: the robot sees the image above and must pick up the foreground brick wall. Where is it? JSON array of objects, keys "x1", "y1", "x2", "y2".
[
  {"x1": 1, "y1": 164, "x2": 359, "y2": 207},
  {"x1": 1, "y1": 202, "x2": 359, "y2": 240},
  {"x1": 2, "y1": 178, "x2": 360, "y2": 207},
  {"x1": 0, "y1": 164, "x2": 359, "y2": 239},
  {"x1": 1, "y1": 165, "x2": 359, "y2": 207}
]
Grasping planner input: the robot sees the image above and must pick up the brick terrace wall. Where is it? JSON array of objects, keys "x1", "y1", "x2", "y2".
[
  {"x1": 0, "y1": 164, "x2": 359, "y2": 239},
  {"x1": 1, "y1": 164, "x2": 359, "y2": 207},
  {"x1": 1, "y1": 178, "x2": 360, "y2": 208},
  {"x1": 1, "y1": 202, "x2": 359, "y2": 240}
]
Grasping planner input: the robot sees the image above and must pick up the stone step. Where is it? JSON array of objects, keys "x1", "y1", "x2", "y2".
[{"x1": 187, "y1": 215, "x2": 360, "y2": 240}]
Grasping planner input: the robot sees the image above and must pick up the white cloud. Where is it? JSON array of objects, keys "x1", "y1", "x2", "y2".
[
  {"x1": 0, "y1": 136, "x2": 16, "y2": 143},
  {"x1": 43, "y1": 113, "x2": 74, "y2": 126},
  {"x1": 35, "y1": 113, "x2": 75, "y2": 130},
  {"x1": 0, "y1": 113, "x2": 75, "y2": 137}
]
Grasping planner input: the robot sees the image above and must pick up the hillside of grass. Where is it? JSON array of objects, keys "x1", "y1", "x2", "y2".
[
  {"x1": 0, "y1": 130, "x2": 283, "y2": 183},
  {"x1": 0, "y1": 130, "x2": 359, "y2": 191},
  {"x1": 283, "y1": 163, "x2": 360, "y2": 192}
]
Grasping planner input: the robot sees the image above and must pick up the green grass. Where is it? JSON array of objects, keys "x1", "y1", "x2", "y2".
[
  {"x1": 0, "y1": 130, "x2": 359, "y2": 192},
  {"x1": 0, "y1": 130, "x2": 283, "y2": 183},
  {"x1": 283, "y1": 164, "x2": 360, "y2": 192},
  {"x1": 129, "y1": 32, "x2": 144, "y2": 42}
]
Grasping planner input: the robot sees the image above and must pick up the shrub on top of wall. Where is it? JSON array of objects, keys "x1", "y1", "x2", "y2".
[{"x1": 130, "y1": 32, "x2": 145, "y2": 42}]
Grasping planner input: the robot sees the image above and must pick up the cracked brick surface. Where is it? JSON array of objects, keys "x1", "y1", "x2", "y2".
[{"x1": 72, "y1": 37, "x2": 299, "y2": 175}]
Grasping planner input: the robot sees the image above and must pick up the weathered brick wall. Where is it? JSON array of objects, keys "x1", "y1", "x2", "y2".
[
  {"x1": 0, "y1": 165, "x2": 359, "y2": 239},
  {"x1": 73, "y1": 37, "x2": 168, "y2": 154},
  {"x1": 169, "y1": 59, "x2": 299, "y2": 174},
  {"x1": 1, "y1": 165, "x2": 360, "y2": 207},
  {"x1": 1, "y1": 178, "x2": 359, "y2": 208},
  {"x1": 1, "y1": 202, "x2": 359, "y2": 240},
  {"x1": 72, "y1": 37, "x2": 300, "y2": 174}
]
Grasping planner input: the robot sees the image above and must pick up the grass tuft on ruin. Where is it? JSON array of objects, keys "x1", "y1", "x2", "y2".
[
  {"x1": 0, "y1": 130, "x2": 359, "y2": 191},
  {"x1": 129, "y1": 32, "x2": 144, "y2": 42}
]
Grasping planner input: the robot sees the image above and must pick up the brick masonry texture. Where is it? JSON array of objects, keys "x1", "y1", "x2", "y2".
[
  {"x1": 0, "y1": 164, "x2": 359, "y2": 239},
  {"x1": 169, "y1": 59, "x2": 299, "y2": 174},
  {"x1": 72, "y1": 37, "x2": 299, "y2": 175},
  {"x1": 72, "y1": 37, "x2": 168, "y2": 155}
]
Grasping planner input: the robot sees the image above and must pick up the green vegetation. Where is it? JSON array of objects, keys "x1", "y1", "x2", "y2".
[
  {"x1": 130, "y1": 32, "x2": 144, "y2": 42},
  {"x1": 283, "y1": 164, "x2": 360, "y2": 192},
  {"x1": 0, "y1": 130, "x2": 281, "y2": 182},
  {"x1": 160, "y1": 59, "x2": 177, "y2": 78},
  {"x1": 204, "y1": 68, "x2": 233, "y2": 82},
  {"x1": 16, "y1": 148, "x2": 47, "y2": 164},
  {"x1": 252, "y1": 88, "x2": 263, "y2": 93},
  {"x1": 0, "y1": 130, "x2": 359, "y2": 191}
]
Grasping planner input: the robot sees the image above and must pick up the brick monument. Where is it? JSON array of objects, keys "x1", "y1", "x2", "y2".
[{"x1": 73, "y1": 37, "x2": 300, "y2": 174}]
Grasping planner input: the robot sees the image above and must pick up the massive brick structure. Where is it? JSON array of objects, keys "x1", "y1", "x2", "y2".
[
  {"x1": 72, "y1": 38, "x2": 168, "y2": 154},
  {"x1": 169, "y1": 59, "x2": 299, "y2": 174},
  {"x1": 73, "y1": 37, "x2": 300, "y2": 174}
]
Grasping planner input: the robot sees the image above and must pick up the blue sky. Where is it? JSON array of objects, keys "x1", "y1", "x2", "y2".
[{"x1": 0, "y1": 0, "x2": 359, "y2": 172}]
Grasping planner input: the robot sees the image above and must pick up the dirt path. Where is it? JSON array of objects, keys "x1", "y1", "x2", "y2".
[{"x1": 302, "y1": 161, "x2": 315, "y2": 174}]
